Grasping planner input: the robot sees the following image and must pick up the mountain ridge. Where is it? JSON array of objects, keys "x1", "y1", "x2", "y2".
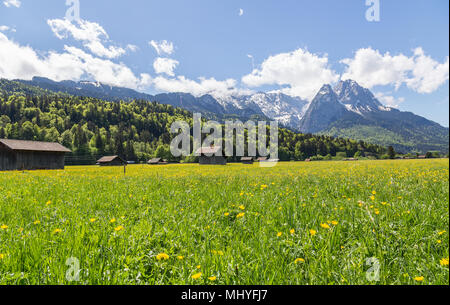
[{"x1": 10, "y1": 76, "x2": 449, "y2": 153}]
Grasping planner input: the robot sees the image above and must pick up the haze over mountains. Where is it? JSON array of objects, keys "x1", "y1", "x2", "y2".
[{"x1": 14, "y1": 77, "x2": 449, "y2": 153}]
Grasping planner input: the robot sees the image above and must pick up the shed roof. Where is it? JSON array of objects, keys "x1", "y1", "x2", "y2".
[
  {"x1": 0, "y1": 139, "x2": 71, "y2": 153},
  {"x1": 241, "y1": 157, "x2": 254, "y2": 161},
  {"x1": 195, "y1": 146, "x2": 222, "y2": 155},
  {"x1": 148, "y1": 158, "x2": 163, "y2": 164},
  {"x1": 97, "y1": 155, "x2": 125, "y2": 163}
]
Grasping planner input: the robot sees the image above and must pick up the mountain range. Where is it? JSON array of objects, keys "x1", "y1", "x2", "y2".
[{"x1": 14, "y1": 77, "x2": 450, "y2": 153}]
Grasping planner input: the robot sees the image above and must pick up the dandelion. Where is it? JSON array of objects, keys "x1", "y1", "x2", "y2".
[
  {"x1": 33, "y1": 220, "x2": 40, "y2": 225},
  {"x1": 310, "y1": 229, "x2": 317, "y2": 236},
  {"x1": 224, "y1": 212, "x2": 230, "y2": 216},
  {"x1": 372, "y1": 190, "x2": 376, "y2": 195},
  {"x1": 208, "y1": 276, "x2": 217, "y2": 281},
  {"x1": 110, "y1": 218, "x2": 116, "y2": 223},
  {"x1": 156, "y1": 253, "x2": 169, "y2": 260},
  {"x1": 239, "y1": 205, "x2": 245, "y2": 210},
  {"x1": 52, "y1": 228, "x2": 62, "y2": 234},
  {"x1": 370, "y1": 195, "x2": 375, "y2": 201},
  {"x1": 192, "y1": 272, "x2": 202, "y2": 280},
  {"x1": 114, "y1": 226, "x2": 124, "y2": 232},
  {"x1": 438, "y1": 230, "x2": 446, "y2": 235},
  {"x1": 290, "y1": 229, "x2": 295, "y2": 235},
  {"x1": 295, "y1": 258, "x2": 305, "y2": 263},
  {"x1": 0, "y1": 224, "x2": 8, "y2": 230},
  {"x1": 320, "y1": 223, "x2": 330, "y2": 229},
  {"x1": 217, "y1": 251, "x2": 224, "y2": 256},
  {"x1": 236, "y1": 213, "x2": 245, "y2": 218},
  {"x1": 90, "y1": 218, "x2": 96, "y2": 223},
  {"x1": 277, "y1": 232, "x2": 282, "y2": 237},
  {"x1": 413, "y1": 276, "x2": 424, "y2": 282},
  {"x1": 46, "y1": 200, "x2": 52, "y2": 206},
  {"x1": 196, "y1": 265, "x2": 201, "y2": 269},
  {"x1": 177, "y1": 256, "x2": 184, "y2": 260},
  {"x1": 331, "y1": 221, "x2": 338, "y2": 225},
  {"x1": 440, "y1": 258, "x2": 449, "y2": 267},
  {"x1": 374, "y1": 209, "x2": 380, "y2": 215},
  {"x1": 0, "y1": 253, "x2": 5, "y2": 260},
  {"x1": 437, "y1": 240, "x2": 442, "y2": 244}
]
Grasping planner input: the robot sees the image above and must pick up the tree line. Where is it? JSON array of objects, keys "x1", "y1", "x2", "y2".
[{"x1": 0, "y1": 79, "x2": 387, "y2": 164}]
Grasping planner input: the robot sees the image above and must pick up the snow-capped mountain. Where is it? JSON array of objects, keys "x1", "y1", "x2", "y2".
[{"x1": 13, "y1": 77, "x2": 449, "y2": 153}]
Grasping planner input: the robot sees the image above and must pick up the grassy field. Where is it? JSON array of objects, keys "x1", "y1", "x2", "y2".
[{"x1": 0, "y1": 159, "x2": 448, "y2": 285}]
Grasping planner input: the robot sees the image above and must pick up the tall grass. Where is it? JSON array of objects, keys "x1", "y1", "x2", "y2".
[{"x1": 0, "y1": 160, "x2": 448, "y2": 285}]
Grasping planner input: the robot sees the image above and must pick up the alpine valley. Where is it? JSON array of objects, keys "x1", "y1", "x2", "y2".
[{"x1": 14, "y1": 77, "x2": 450, "y2": 153}]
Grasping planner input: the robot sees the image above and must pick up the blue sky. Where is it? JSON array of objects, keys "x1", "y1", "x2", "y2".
[{"x1": 0, "y1": 0, "x2": 449, "y2": 126}]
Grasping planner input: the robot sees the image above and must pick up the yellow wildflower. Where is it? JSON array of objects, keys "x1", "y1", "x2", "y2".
[
  {"x1": 192, "y1": 272, "x2": 202, "y2": 279},
  {"x1": 196, "y1": 265, "x2": 201, "y2": 269},
  {"x1": 236, "y1": 213, "x2": 245, "y2": 218},
  {"x1": 208, "y1": 276, "x2": 217, "y2": 281},
  {"x1": 114, "y1": 226, "x2": 124, "y2": 232},
  {"x1": 277, "y1": 232, "x2": 282, "y2": 237},
  {"x1": 440, "y1": 258, "x2": 449, "y2": 267},
  {"x1": 320, "y1": 223, "x2": 331, "y2": 229},
  {"x1": 110, "y1": 218, "x2": 116, "y2": 223},
  {"x1": 0, "y1": 224, "x2": 8, "y2": 230},
  {"x1": 290, "y1": 229, "x2": 295, "y2": 234},
  {"x1": 413, "y1": 276, "x2": 424, "y2": 282},
  {"x1": 33, "y1": 220, "x2": 40, "y2": 225},
  {"x1": 331, "y1": 221, "x2": 338, "y2": 225},
  {"x1": 90, "y1": 218, "x2": 96, "y2": 223},
  {"x1": 46, "y1": 200, "x2": 52, "y2": 206},
  {"x1": 239, "y1": 205, "x2": 245, "y2": 210},
  {"x1": 0, "y1": 253, "x2": 5, "y2": 260},
  {"x1": 438, "y1": 230, "x2": 446, "y2": 235},
  {"x1": 224, "y1": 212, "x2": 230, "y2": 216},
  {"x1": 294, "y1": 258, "x2": 305, "y2": 263},
  {"x1": 156, "y1": 253, "x2": 169, "y2": 260},
  {"x1": 177, "y1": 256, "x2": 184, "y2": 260},
  {"x1": 310, "y1": 229, "x2": 317, "y2": 236},
  {"x1": 52, "y1": 228, "x2": 62, "y2": 234}
]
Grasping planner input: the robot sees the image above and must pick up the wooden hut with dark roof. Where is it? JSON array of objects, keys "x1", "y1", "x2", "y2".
[
  {"x1": 241, "y1": 157, "x2": 254, "y2": 164},
  {"x1": 97, "y1": 155, "x2": 126, "y2": 166},
  {"x1": 0, "y1": 139, "x2": 71, "y2": 171},
  {"x1": 195, "y1": 146, "x2": 227, "y2": 165},
  {"x1": 148, "y1": 158, "x2": 168, "y2": 165}
]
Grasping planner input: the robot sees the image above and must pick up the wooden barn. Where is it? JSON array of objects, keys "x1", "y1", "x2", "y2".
[
  {"x1": 97, "y1": 155, "x2": 126, "y2": 166},
  {"x1": 148, "y1": 158, "x2": 168, "y2": 165},
  {"x1": 241, "y1": 157, "x2": 254, "y2": 164},
  {"x1": 257, "y1": 157, "x2": 268, "y2": 162},
  {"x1": 196, "y1": 146, "x2": 227, "y2": 165},
  {"x1": 0, "y1": 139, "x2": 71, "y2": 171}
]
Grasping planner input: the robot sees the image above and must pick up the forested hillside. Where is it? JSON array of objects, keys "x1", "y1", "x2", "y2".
[{"x1": 0, "y1": 79, "x2": 386, "y2": 164}]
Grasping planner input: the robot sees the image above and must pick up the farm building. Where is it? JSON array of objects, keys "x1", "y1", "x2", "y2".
[
  {"x1": 148, "y1": 158, "x2": 168, "y2": 165},
  {"x1": 241, "y1": 157, "x2": 254, "y2": 164},
  {"x1": 97, "y1": 155, "x2": 126, "y2": 166},
  {"x1": 257, "y1": 157, "x2": 268, "y2": 162},
  {"x1": 0, "y1": 139, "x2": 71, "y2": 171},
  {"x1": 196, "y1": 146, "x2": 227, "y2": 165}
]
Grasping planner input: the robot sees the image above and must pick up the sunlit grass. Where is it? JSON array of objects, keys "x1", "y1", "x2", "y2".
[{"x1": 0, "y1": 159, "x2": 448, "y2": 285}]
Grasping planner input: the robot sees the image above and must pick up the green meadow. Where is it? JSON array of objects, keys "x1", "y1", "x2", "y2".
[{"x1": 0, "y1": 159, "x2": 448, "y2": 285}]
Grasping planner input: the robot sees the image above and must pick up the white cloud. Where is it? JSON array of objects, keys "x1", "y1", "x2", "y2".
[
  {"x1": 341, "y1": 47, "x2": 449, "y2": 94},
  {"x1": 47, "y1": 18, "x2": 126, "y2": 59},
  {"x1": 126, "y1": 44, "x2": 138, "y2": 52},
  {"x1": 374, "y1": 92, "x2": 405, "y2": 108},
  {"x1": 153, "y1": 57, "x2": 179, "y2": 76},
  {"x1": 149, "y1": 40, "x2": 174, "y2": 56},
  {"x1": 0, "y1": 26, "x2": 10, "y2": 32},
  {"x1": 242, "y1": 48, "x2": 339, "y2": 100},
  {"x1": 0, "y1": 32, "x2": 150, "y2": 90},
  {"x1": 239, "y1": 9, "x2": 244, "y2": 16},
  {"x1": 3, "y1": 0, "x2": 20, "y2": 8},
  {"x1": 152, "y1": 75, "x2": 252, "y2": 98}
]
